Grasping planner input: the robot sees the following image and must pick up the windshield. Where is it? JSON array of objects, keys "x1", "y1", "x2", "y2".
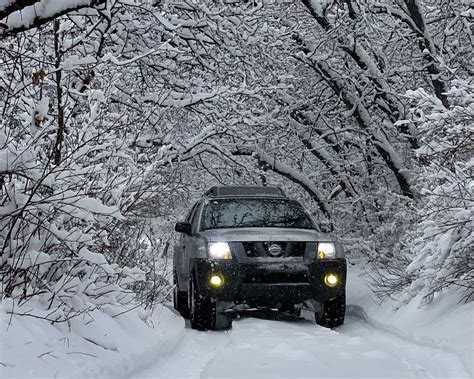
[{"x1": 201, "y1": 198, "x2": 315, "y2": 230}]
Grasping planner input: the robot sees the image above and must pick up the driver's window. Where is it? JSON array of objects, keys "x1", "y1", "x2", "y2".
[
  {"x1": 189, "y1": 203, "x2": 201, "y2": 232},
  {"x1": 186, "y1": 203, "x2": 198, "y2": 223},
  {"x1": 184, "y1": 202, "x2": 201, "y2": 234}
]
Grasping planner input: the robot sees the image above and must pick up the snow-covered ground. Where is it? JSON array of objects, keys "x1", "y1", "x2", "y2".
[
  {"x1": 135, "y1": 313, "x2": 468, "y2": 378},
  {"x1": 0, "y1": 302, "x2": 184, "y2": 378},
  {"x1": 347, "y1": 268, "x2": 474, "y2": 377},
  {"x1": 133, "y1": 267, "x2": 472, "y2": 378},
  {"x1": 1, "y1": 266, "x2": 472, "y2": 378}
]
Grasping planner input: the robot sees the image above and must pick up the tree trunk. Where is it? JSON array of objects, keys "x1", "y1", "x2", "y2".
[{"x1": 52, "y1": 20, "x2": 65, "y2": 166}]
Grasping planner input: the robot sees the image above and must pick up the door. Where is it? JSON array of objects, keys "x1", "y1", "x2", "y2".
[
  {"x1": 178, "y1": 202, "x2": 200, "y2": 287},
  {"x1": 182, "y1": 202, "x2": 201, "y2": 281}
]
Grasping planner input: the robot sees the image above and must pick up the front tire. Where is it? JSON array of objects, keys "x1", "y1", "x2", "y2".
[
  {"x1": 316, "y1": 291, "x2": 345, "y2": 328},
  {"x1": 190, "y1": 276, "x2": 232, "y2": 331}
]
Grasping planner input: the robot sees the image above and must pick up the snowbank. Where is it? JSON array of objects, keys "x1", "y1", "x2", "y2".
[
  {"x1": 347, "y1": 266, "x2": 474, "y2": 376},
  {"x1": 0, "y1": 300, "x2": 184, "y2": 378}
]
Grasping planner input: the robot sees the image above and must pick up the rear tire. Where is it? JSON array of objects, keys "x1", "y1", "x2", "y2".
[
  {"x1": 173, "y1": 273, "x2": 190, "y2": 318},
  {"x1": 190, "y1": 276, "x2": 232, "y2": 331},
  {"x1": 316, "y1": 291, "x2": 345, "y2": 328}
]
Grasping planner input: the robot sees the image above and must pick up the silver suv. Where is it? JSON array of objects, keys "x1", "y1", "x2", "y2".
[{"x1": 173, "y1": 186, "x2": 346, "y2": 330}]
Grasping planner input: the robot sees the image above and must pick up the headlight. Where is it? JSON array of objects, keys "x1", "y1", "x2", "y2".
[
  {"x1": 208, "y1": 242, "x2": 232, "y2": 260},
  {"x1": 317, "y1": 242, "x2": 336, "y2": 259}
]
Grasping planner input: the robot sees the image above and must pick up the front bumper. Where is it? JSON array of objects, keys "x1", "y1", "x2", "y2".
[{"x1": 191, "y1": 258, "x2": 346, "y2": 307}]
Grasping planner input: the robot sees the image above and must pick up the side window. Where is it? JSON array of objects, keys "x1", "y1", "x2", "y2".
[
  {"x1": 186, "y1": 203, "x2": 198, "y2": 223},
  {"x1": 189, "y1": 203, "x2": 201, "y2": 231},
  {"x1": 185, "y1": 202, "x2": 201, "y2": 233}
]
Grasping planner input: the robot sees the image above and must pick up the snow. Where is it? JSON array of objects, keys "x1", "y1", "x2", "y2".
[
  {"x1": 35, "y1": 96, "x2": 49, "y2": 118},
  {"x1": 347, "y1": 267, "x2": 474, "y2": 376},
  {"x1": 135, "y1": 275, "x2": 471, "y2": 378},
  {"x1": 4, "y1": 0, "x2": 94, "y2": 30},
  {"x1": 62, "y1": 55, "x2": 96, "y2": 70},
  {"x1": 1, "y1": 0, "x2": 472, "y2": 376},
  {"x1": 139, "y1": 317, "x2": 459, "y2": 378},
  {"x1": 310, "y1": 0, "x2": 330, "y2": 16},
  {"x1": 1, "y1": 265, "x2": 472, "y2": 378},
  {"x1": 0, "y1": 301, "x2": 184, "y2": 378},
  {"x1": 0, "y1": 0, "x2": 15, "y2": 13},
  {"x1": 78, "y1": 247, "x2": 115, "y2": 274},
  {"x1": 14, "y1": 250, "x2": 51, "y2": 270}
]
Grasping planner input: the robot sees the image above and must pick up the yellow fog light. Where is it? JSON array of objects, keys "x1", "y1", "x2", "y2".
[
  {"x1": 324, "y1": 273, "x2": 339, "y2": 287},
  {"x1": 209, "y1": 274, "x2": 224, "y2": 288}
]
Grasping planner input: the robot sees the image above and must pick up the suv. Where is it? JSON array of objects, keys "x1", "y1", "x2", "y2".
[{"x1": 173, "y1": 186, "x2": 346, "y2": 330}]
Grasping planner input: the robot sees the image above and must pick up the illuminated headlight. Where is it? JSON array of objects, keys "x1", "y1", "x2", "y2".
[
  {"x1": 208, "y1": 242, "x2": 232, "y2": 260},
  {"x1": 317, "y1": 242, "x2": 336, "y2": 259}
]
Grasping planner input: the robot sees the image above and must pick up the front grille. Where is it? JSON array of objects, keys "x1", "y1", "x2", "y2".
[
  {"x1": 243, "y1": 271, "x2": 309, "y2": 284},
  {"x1": 242, "y1": 241, "x2": 306, "y2": 258},
  {"x1": 283, "y1": 242, "x2": 306, "y2": 257},
  {"x1": 242, "y1": 241, "x2": 260, "y2": 257}
]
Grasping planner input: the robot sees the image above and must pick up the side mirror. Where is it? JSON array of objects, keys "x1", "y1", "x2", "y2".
[
  {"x1": 319, "y1": 221, "x2": 334, "y2": 233},
  {"x1": 175, "y1": 222, "x2": 192, "y2": 235}
]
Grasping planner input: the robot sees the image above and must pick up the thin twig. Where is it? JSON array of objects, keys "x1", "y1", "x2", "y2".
[
  {"x1": 111, "y1": 303, "x2": 142, "y2": 318},
  {"x1": 66, "y1": 351, "x2": 98, "y2": 358},
  {"x1": 38, "y1": 351, "x2": 58, "y2": 359}
]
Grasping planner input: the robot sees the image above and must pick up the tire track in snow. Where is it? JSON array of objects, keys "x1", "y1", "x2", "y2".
[
  {"x1": 132, "y1": 319, "x2": 231, "y2": 379},
  {"x1": 134, "y1": 310, "x2": 470, "y2": 378}
]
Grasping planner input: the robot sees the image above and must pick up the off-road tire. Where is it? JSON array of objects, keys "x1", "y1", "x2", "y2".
[
  {"x1": 173, "y1": 273, "x2": 190, "y2": 318},
  {"x1": 316, "y1": 291, "x2": 345, "y2": 328},
  {"x1": 190, "y1": 276, "x2": 232, "y2": 331}
]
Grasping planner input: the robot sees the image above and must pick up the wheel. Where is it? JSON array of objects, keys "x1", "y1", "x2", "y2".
[
  {"x1": 316, "y1": 291, "x2": 345, "y2": 328},
  {"x1": 189, "y1": 276, "x2": 232, "y2": 331},
  {"x1": 173, "y1": 273, "x2": 190, "y2": 318}
]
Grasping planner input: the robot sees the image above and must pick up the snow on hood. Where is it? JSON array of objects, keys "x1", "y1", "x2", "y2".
[{"x1": 199, "y1": 227, "x2": 329, "y2": 242}]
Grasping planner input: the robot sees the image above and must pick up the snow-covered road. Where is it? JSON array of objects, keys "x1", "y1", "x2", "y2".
[{"x1": 134, "y1": 308, "x2": 469, "y2": 379}]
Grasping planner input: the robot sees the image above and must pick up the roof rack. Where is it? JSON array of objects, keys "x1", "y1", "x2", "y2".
[{"x1": 204, "y1": 186, "x2": 286, "y2": 198}]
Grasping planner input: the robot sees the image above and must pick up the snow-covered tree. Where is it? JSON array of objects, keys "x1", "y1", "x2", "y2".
[
  {"x1": 1, "y1": 0, "x2": 472, "y2": 316},
  {"x1": 398, "y1": 81, "x2": 472, "y2": 303},
  {"x1": 0, "y1": 0, "x2": 243, "y2": 317}
]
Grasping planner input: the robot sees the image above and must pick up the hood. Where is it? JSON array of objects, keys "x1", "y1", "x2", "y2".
[{"x1": 198, "y1": 227, "x2": 329, "y2": 242}]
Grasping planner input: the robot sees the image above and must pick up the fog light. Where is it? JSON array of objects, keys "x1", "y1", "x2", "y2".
[
  {"x1": 209, "y1": 274, "x2": 224, "y2": 288},
  {"x1": 324, "y1": 273, "x2": 339, "y2": 287}
]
